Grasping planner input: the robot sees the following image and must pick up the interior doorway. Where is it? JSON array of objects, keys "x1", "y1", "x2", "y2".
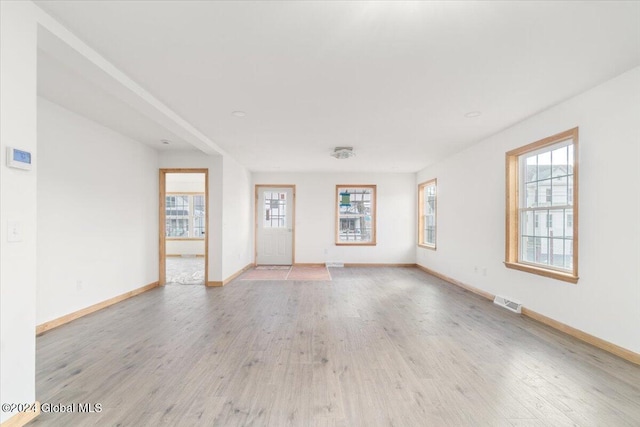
[
  {"x1": 160, "y1": 169, "x2": 208, "y2": 285},
  {"x1": 255, "y1": 185, "x2": 295, "y2": 265}
]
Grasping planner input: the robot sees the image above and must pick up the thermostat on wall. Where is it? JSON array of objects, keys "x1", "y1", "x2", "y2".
[{"x1": 6, "y1": 147, "x2": 32, "y2": 170}]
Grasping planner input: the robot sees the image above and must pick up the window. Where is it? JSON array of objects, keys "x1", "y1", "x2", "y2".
[
  {"x1": 335, "y1": 185, "x2": 376, "y2": 245},
  {"x1": 418, "y1": 179, "x2": 437, "y2": 249},
  {"x1": 263, "y1": 191, "x2": 287, "y2": 228},
  {"x1": 505, "y1": 128, "x2": 578, "y2": 283},
  {"x1": 166, "y1": 193, "x2": 206, "y2": 238},
  {"x1": 192, "y1": 195, "x2": 206, "y2": 237}
]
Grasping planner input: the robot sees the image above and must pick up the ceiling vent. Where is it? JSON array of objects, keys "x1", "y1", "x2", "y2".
[{"x1": 330, "y1": 147, "x2": 355, "y2": 159}]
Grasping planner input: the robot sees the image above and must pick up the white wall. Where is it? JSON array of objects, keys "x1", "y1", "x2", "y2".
[
  {"x1": 253, "y1": 172, "x2": 416, "y2": 264},
  {"x1": 166, "y1": 240, "x2": 205, "y2": 256},
  {"x1": 416, "y1": 67, "x2": 640, "y2": 354},
  {"x1": 166, "y1": 173, "x2": 205, "y2": 193},
  {"x1": 37, "y1": 98, "x2": 159, "y2": 324},
  {"x1": 222, "y1": 155, "x2": 253, "y2": 278},
  {"x1": 0, "y1": 1, "x2": 39, "y2": 421}
]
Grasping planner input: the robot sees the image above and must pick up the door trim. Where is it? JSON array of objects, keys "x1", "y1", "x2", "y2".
[
  {"x1": 159, "y1": 168, "x2": 209, "y2": 285},
  {"x1": 254, "y1": 184, "x2": 296, "y2": 265}
]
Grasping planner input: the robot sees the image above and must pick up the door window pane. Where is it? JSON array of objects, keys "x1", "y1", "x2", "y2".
[{"x1": 263, "y1": 192, "x2": 287, "y2": 228}]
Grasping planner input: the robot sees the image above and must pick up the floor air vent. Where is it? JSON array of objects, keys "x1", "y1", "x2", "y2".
[
  {"x1": 325, "y1": 262, "x2": 344, "y2": 268},
  {"x1": 493, "y1": 295, "x2": 522, "y2": 314}
]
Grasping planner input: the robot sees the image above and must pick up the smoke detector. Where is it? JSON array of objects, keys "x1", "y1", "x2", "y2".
[{"x1": 330, "y1": 147, "x2": 355, "y2": 159}]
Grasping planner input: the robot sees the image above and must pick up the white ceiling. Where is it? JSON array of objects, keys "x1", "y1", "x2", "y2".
[
  {"x1": 34, "y1": 1, "x2": 640, "y2": 172},
  {"x1": 38, "y1": 49, "x2": 196, "y2": 151}
]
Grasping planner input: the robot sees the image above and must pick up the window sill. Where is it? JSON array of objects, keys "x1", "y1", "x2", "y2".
[
  {"x1": 504, "y1": 262, "x2": 578, "y2": 284},
  {"x1": 418, "y1": 244, "x2": 436, "y2": 251},
  {"x1": 335, "y1": 242, "x2": 377, "y2": 246},
  {"x1": 167, "y1": 237, "x2": 205, "y2": 241}
]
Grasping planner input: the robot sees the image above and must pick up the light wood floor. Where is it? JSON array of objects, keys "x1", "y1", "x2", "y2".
[{"x1": 32, "y1": 267, "x2": 640, "y2": 426}]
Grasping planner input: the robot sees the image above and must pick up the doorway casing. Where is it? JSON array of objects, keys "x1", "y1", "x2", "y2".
[{"x1": 159, "y1": 168, "x2": 209, "y2": 285}]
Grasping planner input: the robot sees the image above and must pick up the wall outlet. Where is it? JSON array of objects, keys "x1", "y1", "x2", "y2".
[
  {"x1": 76, "y1": 280, "x2": 83, "y2": 291},
  {"x1": 7, "y1": 220, "x2": 22, "y2": 242},
  {"x1": 323, "y1": 248, "x2": 328, "y2": 255},
  {"x1": 482, "y1": 268, "x2": 487, "y2": 276}
]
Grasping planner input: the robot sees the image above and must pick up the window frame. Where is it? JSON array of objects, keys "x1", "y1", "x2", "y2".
[
  {"x1": 335, "y1": 184, "x2": 377, "y2": 246},
  {"x1": 165, "y1": 192, "x2": 206, "y2": 240},
  {"x1": 418, "y1": 178, "x2": 437, "y2": 250},
  {"x1": 505, "y1": 127, "x2": 579, "y2": 283}
]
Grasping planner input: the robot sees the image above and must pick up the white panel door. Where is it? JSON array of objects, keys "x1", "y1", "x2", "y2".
[{"x1": 256, "y1": 187, "x2": 293, "y2": 265}]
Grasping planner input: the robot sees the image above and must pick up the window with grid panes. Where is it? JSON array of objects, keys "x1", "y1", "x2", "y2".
[
  {"x1": 335, "y1": 185, "x2": 376, "y2": 245},
  {"x1": 418, "y1": 179, "x2": 437, "y2": 249},
  {"x1": 505, "y1": 128, "x2": 578, "y2": 283},
  {"x1": 263, "y1": 191, "x2": 287, "y2": 228},
  {"x1": 166, "y1": 194, "x2": 206, "y2": 238}
]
